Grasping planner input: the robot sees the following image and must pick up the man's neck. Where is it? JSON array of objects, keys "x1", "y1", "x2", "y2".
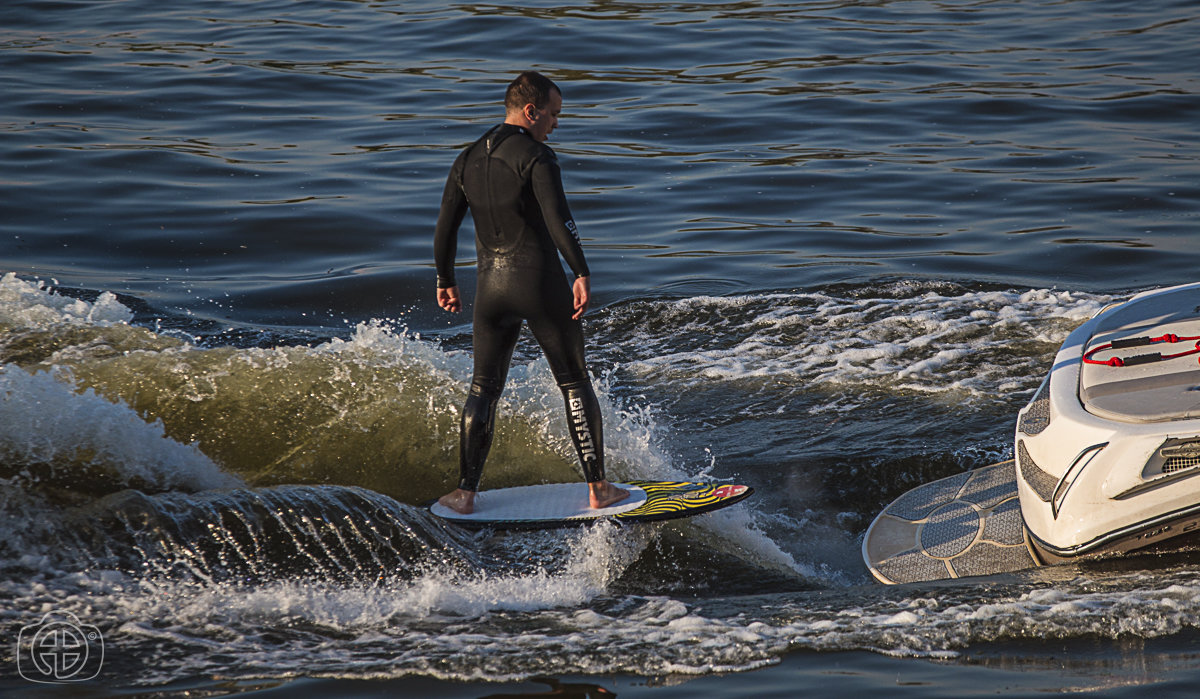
[{"x1": 504, "y1": 112, "x2": 532, "y2": 131}]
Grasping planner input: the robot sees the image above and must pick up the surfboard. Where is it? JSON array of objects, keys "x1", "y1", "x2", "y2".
[
  {"x1": 863, "y1": 461, "x2": 1041, "y2": 584},
  {"x1": 429, "y1": 480, "x2": 753, "y2": 530}
]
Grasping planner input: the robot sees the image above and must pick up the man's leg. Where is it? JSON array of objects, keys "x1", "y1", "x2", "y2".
[
  {"x1": 526, "y1": 271, "x2": 627, "y2": 509},
  {"x1": 438, "y1": 285, "x2": 521, "y2": 514},
  {"x1": 559, "y1": 379, "x2": 628, "y2": 509},
  {"x1": 436, "y1": 381, "x2": 502, "y2": 515}
]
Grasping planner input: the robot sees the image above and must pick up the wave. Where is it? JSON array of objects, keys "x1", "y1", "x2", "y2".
[
  {"x1": 0, "y1": 272, "x2": 807, "y2": 588},
  {"x1": 1, "y1": 273, "x2": 654, "y2": 505}
]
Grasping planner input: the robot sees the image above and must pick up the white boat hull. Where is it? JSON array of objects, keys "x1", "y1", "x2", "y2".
[{"x1": 1016, "y1": 282, "x2": 1200, "y2": 560}]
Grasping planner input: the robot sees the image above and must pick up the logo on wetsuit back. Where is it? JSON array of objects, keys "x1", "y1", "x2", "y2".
[
  {"x1": 568, "y1": 397, "x2": 597, "y2": 462},
  {"x1": 564, "y1": 219, "x2": 580, "y2": 242}
]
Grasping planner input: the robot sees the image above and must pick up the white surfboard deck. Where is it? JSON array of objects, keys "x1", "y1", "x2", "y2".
[{"x1": 430, "y1": 480, "x2": 753, "y2": 530}]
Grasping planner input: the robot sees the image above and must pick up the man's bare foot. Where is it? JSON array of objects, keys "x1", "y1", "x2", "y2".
[
  {"x1": 588, "y1": 480, "x2": 630, "y2": 509},
  {"x1": 437, "y1": 488, "x2": 476, "y2": 515}
]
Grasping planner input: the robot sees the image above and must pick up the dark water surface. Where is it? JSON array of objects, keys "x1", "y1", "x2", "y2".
[{"x1": 3, "y1": 0, "x2": 1200, "y2": 696}]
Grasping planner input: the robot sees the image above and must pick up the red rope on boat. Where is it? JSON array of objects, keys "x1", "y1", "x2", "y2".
[{"x1": 1082, "y1": 334, "x2": 1200, "y2": 368}]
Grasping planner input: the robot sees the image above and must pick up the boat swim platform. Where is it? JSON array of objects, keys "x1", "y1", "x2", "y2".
[{"x1": 864, "y1": 461, "x2": 1040, "y2": 584}]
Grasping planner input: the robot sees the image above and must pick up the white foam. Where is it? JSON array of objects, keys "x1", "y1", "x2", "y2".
[
  {"x1": 0, "y1": 272, "x2": 133, "y2": 328},
  {"x1": 322, "y1": 318, "x2": 475, "y2": 379},
  {"x1": 0, "y1": 365, "x2": 240, "y2": 492},
  {"x1": 14, "y1": 553, "x2": 1200, "y2": 684},
  {"x1": 115, "y1": 520, "x2": 653, "y2": 639},
  {"x1": 616, "y1": 285, "x2": 1114, "y2": 402}
]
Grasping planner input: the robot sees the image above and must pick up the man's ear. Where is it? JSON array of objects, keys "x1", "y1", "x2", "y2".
[{"x1": 523, "y1": 103, "x2": 539, "y2": 122}]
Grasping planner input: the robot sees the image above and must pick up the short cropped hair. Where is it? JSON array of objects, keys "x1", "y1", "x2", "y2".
[{"x1": 505, "y1": 71, "x2": 561, "y2": 112}]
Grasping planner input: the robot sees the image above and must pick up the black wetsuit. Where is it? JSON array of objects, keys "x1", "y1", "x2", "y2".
[{"x1": 434, "y1": 123, "x2": 605, "y2": 491}]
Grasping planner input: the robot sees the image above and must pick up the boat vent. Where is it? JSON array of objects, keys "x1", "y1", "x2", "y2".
[
  {"x1": 1018, "y1": 379, "x2": 1052, "y2": 436},
  {"x1": 1017, "y1": 439, "x2": 1056, "y2": 502},
  {"x1": 1162, "y1": 441, "x2": 1200, "y2": 475}
]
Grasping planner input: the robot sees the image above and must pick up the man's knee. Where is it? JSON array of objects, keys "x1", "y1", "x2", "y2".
[{"x1": 464, "y1": 380, "x2": 502, "y2": 429}]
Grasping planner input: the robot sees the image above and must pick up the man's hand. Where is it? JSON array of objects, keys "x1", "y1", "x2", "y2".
[
  {"x1": 572, "y1": 276, "x2": 591, "y2": 319},
  {"x1": 437, "y1": 286, "x2": 461, "y2": 313}
]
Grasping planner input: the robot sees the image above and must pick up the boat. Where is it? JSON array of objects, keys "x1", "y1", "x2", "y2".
[{"x1": 864, "y1": 282, "x2": 1200, "y2": 584}]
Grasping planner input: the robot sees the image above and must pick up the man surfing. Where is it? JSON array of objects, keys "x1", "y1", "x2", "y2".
[{"x1": 432, "y1": 71, "x2": 628, "y2": 515}]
